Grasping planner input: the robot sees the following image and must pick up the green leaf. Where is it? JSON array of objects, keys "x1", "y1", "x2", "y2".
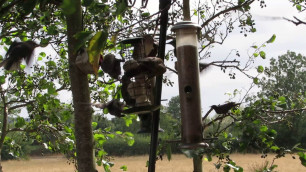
[
  {"x1": 298, "y1": 152, "x2": 306, "y2": 167},
  {"x1": 20, "y1": 64, "x2": 26, "y2": 70},
  {"x1": 141, "y1": 12, "x2": 150, "y2": 17},
  {"x1": 92, "y1": 122, "x2": 98, "y2": 128},
  {"x1": 259, "y1": 51, "x2": 266, "y2": 59},
  {"x1": 15, "y1": 117, "x2": 26, "y2": 128},
  {"x1": 115, "y1": 0, "x2": 128, "y2": 16},
  {"x1": 73, "y1": 31, "x2": 94, "y2": 53},
  {"x1": 47, "y1": 84, "x2": 57, "y2": 95},
  {"x1": 0, "y1": 76, "x2": 5, "y2": 85},
  {"x1": 61, "y1": 0, "x2": 76, "y2": 15},
  {"x1": 257, "y1": 65, "x2": 264, "y2": 73},
  {"x1": 260, "y1": 125, "x2": 268, "y2": 132},
  {"x1": 271, "y1": 146, "x2": 280, "y2": 151},
  {"x1": 278, "y1": 96, "x2": 286, "y2": 103},
  {"x1": 120, "y1": 165, "x2": 128, "y2": 171},
  {"x1": 103, "y1": 108, "x2": 109, "y2": 114},
  {"x1": 83, "y1": 0, "x2": 94, "y2": 6},
  {"x1": 88, "y1": 31, "x2": 108, "y2": 74},
  {"x1": 40, "y1": 52, "x2": 46, "y2": 57},
  {"x1": 253, "y1": 53, "x2": 258, "y2": 57},
  {"x1": 296, "y1": 4, "x2": 302, "y2": 11},
  {"x1": 116, "y1": 131, "x2": 122, "y2": 134},
  {"x1": 266, "y1": 34, "x2": 276, "y2": 43},
  {"x1": 253, "y1": 78, "x2": 259, "y2": 84},
  {"x1": 126, "y1": 138, "x2": 134, "y2": 146},
  {"x1": 47, "y1": 25, "x2": 58, "y2": 35}
]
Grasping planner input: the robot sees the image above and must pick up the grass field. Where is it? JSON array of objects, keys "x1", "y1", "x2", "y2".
[{"x1": 2, "y1": 154, "x2": 305, "y2": 172}]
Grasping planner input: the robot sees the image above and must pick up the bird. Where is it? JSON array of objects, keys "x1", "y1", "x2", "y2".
[
  {"x1": 0, "y1": 41, "x2": 39, "y2": 70},
  {"x1": 121, "y1": 75, "x2": 136, "y2": 106},
  {"x1": 211, "y1": 102, "x2": 241, "y2": 114},
  {"x1": 100, "y1": 54, "x2": 124, "y2": 79},
  {"x1": 174, "y1": 61, "x2": 212, "y2": 73},
  {"x1": 92, "y1": 99, "x2": 125, "y2": 118},
  {"x1": 199, "y1": 62, "x2": 213, "y2": 72},
  {"x1": 124, "y1": 57, "x2": 166, "y2": 79},
  {"x1": 166, "y1": 39, "x2": 176, "y2": 57}
]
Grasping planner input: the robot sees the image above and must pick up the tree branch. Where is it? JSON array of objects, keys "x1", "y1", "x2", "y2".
[
  {"x1": 201, "y1": 0, "x2": 255, "y2": 27},
  {"x1": 8, "y1": 101, "x2": 35, "y2": 111},
  {"x1": 263, "y1": 107, "x2": 306, "y2": 114},
  {"x1": 283, "y1": 16, "x2": 306, "y2": 26}
]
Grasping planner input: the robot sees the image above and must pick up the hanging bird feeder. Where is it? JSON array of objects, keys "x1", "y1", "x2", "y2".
[
  {"x1": 171, "y1": 21, "x2": 208, "y2": 157},
  {"x1": 120, "y1": 36, "x2": 164, "y2": 134},
  {"x1": 120, "y1": 36, "x2": 160, "y2": 114}
]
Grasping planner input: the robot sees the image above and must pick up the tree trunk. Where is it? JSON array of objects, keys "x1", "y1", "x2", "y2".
[
  {"x1": 66, "y1": 1, "x2": 96, "y2": 172},
  {"x1": 193, "y1": 155, "x2": 203, "y2": 172},
  {"x1": 0, "y1": 91, "x2": 8, "y2": 172}
]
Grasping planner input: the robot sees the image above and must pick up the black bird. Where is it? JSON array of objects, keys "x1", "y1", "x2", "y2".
[
  {"x1": 166, "y1": 39, "x2": 176, "y2": 57},
  {"x1": 211, "y1": 102, "x2": 241, "y2": 114},
  {"x1": 100, "y1": 54, "x2": 124, "y2": 79},
  {"x1": 0, "y1": 41, "x2": 39, "y2": 70},
  {"x1": 124, "y1": 57, "x2": 166, "y2": 79},
  {"x1": 92, "y1": 99, "x2": 125, "y2": 118}
]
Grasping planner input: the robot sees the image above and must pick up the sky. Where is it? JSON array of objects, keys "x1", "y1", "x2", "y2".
[{"x1": 158, "y1": 0, "x2": 306, "y2": 116}]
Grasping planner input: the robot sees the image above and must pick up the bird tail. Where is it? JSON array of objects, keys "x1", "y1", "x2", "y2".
[{"x1": 4, "y1": 57, "x2": 20, "y2": 70}]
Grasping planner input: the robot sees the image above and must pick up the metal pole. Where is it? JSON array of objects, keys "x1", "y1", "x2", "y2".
[{"x1": 148, "y1": 0, "x2": 171, "y2": 172}]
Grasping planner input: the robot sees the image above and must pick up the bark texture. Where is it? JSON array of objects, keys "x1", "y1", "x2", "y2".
[{"x1": 66, "y1": 1, "x2": 95, "y2": 171}]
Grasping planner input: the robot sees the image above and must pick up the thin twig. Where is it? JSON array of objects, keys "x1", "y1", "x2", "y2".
[{"x1": 284, "y1": 16, "x2": 306, "y2": 26}]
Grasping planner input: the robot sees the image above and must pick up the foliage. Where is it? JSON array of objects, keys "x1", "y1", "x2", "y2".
[{"x1": 0, "y1": 45, "x2": 74, "y2": 163}]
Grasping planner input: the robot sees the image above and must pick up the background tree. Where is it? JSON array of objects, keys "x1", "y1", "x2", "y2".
[
  {"x1": 0, "y1": 52, "x2": 72, "y2": 171},
  {"x1": 257, "y1": 51, "x2": 306, "y2": 148}
]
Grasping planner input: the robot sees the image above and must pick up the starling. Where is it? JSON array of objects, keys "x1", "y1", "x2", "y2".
[
  {"x1": 92, "y1": 99, "x2": 125, "y2": 118},
  {"x1": 100, "y1": 54, "x2": 124, "y2": 79},
  {"x1": 211, "y1": 102, "x2": 241, "y2": 114},
  {"x1": 0, "y1": 41, "x2": 39, "y2": 70},
  {"x1": 166, "y1": 39, "x2": 176, "y2": 57},
  {"x1": 124, "y1": 57, "x2": 166, "y2": 79}
]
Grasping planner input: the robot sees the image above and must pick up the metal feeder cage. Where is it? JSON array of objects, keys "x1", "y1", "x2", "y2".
[
  {"x1": 120, "y1": 36, "x2": 163, "y2": 133},
  {"x1": 121, "y1": 37, "x2": 154, "y2": 108}
]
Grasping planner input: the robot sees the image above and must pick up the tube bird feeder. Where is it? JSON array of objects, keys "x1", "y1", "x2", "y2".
[{"x1": 171, "y1": 21, "x2": 208, "y2": 157}]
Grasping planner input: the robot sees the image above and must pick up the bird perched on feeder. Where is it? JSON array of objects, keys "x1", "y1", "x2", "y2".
[
  {"x1": 124, "y1": 57, "x2": 166, "y2": 79},
  {"x1": 100, "y1": 53, "x2": 124, "y2": 79},
  {"x1": 0, "y1": 41, "x2": 39, "y2": 70},
  {"x1": 92, "y1": 99, "x2": 125, "y2": 118},
  {"x1": 143, "y1": 35, "x2": 158, "y2": 57},
  {"x1": 211, "y1": 102, "x2": 241, "y2": 114}
]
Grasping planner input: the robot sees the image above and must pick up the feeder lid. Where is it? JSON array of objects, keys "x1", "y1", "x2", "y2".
[
  {"x1": 171, "y1": 21, "x2": 201, "y2": 31},
  {"x1": 120, "y1": 37, "x2": 144, "y2": 44}
]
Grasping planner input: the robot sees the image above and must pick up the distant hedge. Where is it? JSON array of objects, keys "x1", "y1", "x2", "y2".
[{"x1": 103, "y1": 135, "x2": 181, "y2": 156}]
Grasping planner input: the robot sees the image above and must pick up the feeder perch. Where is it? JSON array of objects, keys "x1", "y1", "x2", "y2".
[{"x1": 171, "y1": 21, "x2": 208, "y2": 157}]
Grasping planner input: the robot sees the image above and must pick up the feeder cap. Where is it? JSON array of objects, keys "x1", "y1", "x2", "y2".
[
  {"x1": 171, "y1": 21, "x2": 201, "y2": 32},
  {"x1": 120, "y1": 37, "x2": 143, "y2": 44}
]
